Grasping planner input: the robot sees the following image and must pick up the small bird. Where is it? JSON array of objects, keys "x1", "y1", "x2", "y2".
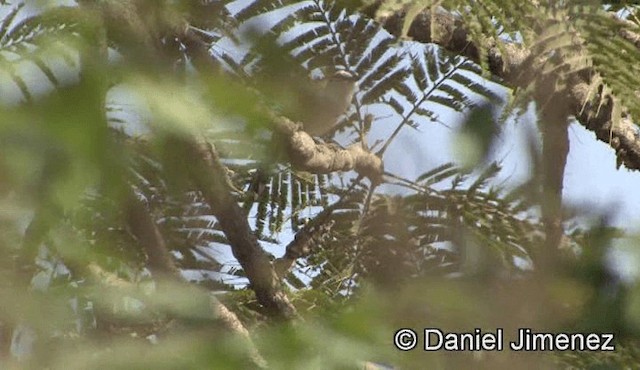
[
  {"x1": 255, "y1": 54, "x2": 357, "y2": 137},
  {"x1": 296, "y1": 70, "x2": 357, "y2": 136}
]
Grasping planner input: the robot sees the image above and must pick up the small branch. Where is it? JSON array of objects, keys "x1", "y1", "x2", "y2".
[
  {"x1": 125, "y1": 190, "x2": 180, "y2": 280},
  {"x1": 274, "y1": 175, "x2": 364, "y2": 278},
  {"x1": 274, "y1": 212, "x2": 336, "y2": 278},
  {"x1": 86, "y1": 262, "x2": 137, "y2": 290}
]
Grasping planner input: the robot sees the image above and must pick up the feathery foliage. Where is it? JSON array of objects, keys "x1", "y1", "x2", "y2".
[{"x1": 0, "y1": 0, "x2": 639, "y2": 368}]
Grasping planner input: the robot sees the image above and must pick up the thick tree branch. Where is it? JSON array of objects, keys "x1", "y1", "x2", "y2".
[
  {"x1": 123, "y1": 191, "x2": 267, "y2": 368},
  {"x1": 175, "y1": 137, "x2": 298, "y2": 321},
  {"x1": 76, "y1": 0, "x2": 299, "y2": 324},
  {"x1": 570, "y1": 78, "x2": 640, "y2": 170},
  {"x1": 274, "y1": 116, "x2": 384, "y2": 182},
  {"x1": 78, "y1": 0, "x2": 296, "y2": 321},
  {"x1": 368, "y1": 6, "x2": 640, "y2": 170}
]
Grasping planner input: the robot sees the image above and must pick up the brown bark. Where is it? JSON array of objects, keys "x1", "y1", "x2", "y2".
[
  {"x1": 274, "y1": 116, "x2": 384, "y2": 182},
  {"x1": 175, "y1": 137, "x2": 298, "y2": 321}
]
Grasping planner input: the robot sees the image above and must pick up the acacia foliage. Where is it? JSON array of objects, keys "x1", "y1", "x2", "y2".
[{"x1": 0, "y1": 0, "x2": 639, "y2": 368}]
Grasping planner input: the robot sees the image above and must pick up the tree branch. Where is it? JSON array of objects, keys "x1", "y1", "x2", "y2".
[
  {"x1": 175, "y1": 137, "x2": 298, "y2": 321},
  {"x1": 274, "y1": 116, "x2": 384, "y2": 182},
  {"x1": 123, "y1": 190, "x2": 267, "y2": 367},
  {"x1": 125, "y1": 190, "x2": 181, "y2": 280},
  {"x1": 367, "y1": 6, "x2": 640, "y2": 170},
  {"x1": 274, "y1": 205, "x2": 337, "y2": 278}
]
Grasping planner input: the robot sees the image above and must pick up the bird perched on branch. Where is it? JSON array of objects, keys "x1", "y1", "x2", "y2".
[
  {"x1": 248, "y1": 33, "x2": 357, "y2": 136},
  {"x1": 295, "y1": 69, "x2": 356, "y2": 137},
  {"x1": 258, "y1": 64, "x2": 357, "y2": 137}
]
